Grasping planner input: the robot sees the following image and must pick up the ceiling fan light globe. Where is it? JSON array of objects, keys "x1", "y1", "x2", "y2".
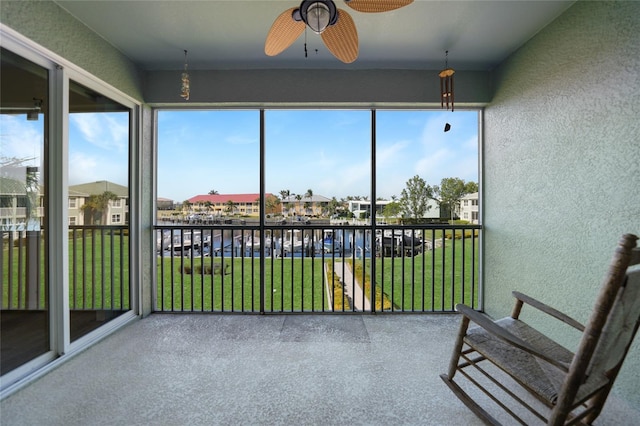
[{"x1": 306, "y1": 2, "x2": 331, "y2": 33}]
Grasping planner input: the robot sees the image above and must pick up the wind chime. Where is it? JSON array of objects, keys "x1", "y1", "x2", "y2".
[
  {"x1": 180, "y1": 49, "x2": 190, "y2": 101},
  {"x1": 439, "y1": 50, "x2": 455, "y2": 111}
]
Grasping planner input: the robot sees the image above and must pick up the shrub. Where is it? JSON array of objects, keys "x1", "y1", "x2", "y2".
[{"x1": 180, "y1": 261, "x2": 228, "y2": 275}]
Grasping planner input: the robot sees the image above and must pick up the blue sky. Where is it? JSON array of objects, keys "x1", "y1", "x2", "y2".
[
  {"x1": 2, "y1": 109, "x2": 478, "y2": 202},
  {"x1": 68, "y1": 112, "x2": 130, "y2": 187},
  {"x1": 0, "y1": 115, "x2": 44, "y2": 170},
  {"x1": 1, "y1": 112, "x2": 129, "y2": 187},
  {"x1": 158, "y1": 109, "x2": 478, "y2": 202}
]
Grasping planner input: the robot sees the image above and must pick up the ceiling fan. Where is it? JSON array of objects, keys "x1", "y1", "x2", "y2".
[{"x1": 264, "y1": 0, "x2": 413, "y2": 64}]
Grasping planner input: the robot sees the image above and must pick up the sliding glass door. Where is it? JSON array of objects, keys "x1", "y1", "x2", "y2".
[
  {"x1": 0, "y1": 47, "x2": 50, "y2": 375},
  {"x1": 1, "y1": 36, "x2": 139, "y2": 391},
  {"x1": 67, "y1": 80, "x2": 132, "y2": 342}
]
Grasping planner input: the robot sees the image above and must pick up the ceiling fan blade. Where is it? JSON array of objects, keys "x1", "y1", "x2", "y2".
[
  {"x1": 321, "y1": 9, "x2": 358, "y2": 63},
  {"x1": 265, "y1": 8, "x2": 306, "y2": 56},
  {"x1": 344, "y1": 0, "x2": 413, "y2": 13}
]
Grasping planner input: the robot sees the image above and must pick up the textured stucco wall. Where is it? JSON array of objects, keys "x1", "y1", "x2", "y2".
[
  {"x1": 484, "y1": 1, "x2": 640, "y2": 407},
  {"x1": 0, "y1": 0, "x2": 143, "y2": 100}
]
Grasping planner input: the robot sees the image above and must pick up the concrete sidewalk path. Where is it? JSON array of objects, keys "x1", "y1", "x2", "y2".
[{"x1": 333, "y1": 261, "x2": 371, "y2": 311}]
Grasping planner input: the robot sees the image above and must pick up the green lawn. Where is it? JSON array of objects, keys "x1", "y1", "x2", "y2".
[
  {"x1": 156, "y1": 237, "x2": 480, "y2": 312},
  {"x1": 68, "y1": 230, "x2": 130, "y2": 310},
  {"x1": 368, "y1": 237, "x2": 479, "y2": 311},
  {"x1": 2, "y1": 230, "x2": 130, "y2": 310},
  {"x1": 156, "y1": 256, "x2": 327, "y2": 312},
  {"x1": 3, "y1": 230, "x2": 479, "y2": 313}
]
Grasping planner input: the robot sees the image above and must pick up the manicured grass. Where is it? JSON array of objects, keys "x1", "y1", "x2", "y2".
[
  {"x1": 4, "y1": 230, "x2": 479, "y2": 313},
  {"x1": 68, "y1": 230, "x2": 130, "y2": 310},
  {"x1": 156, "y1": 237, "x2": 480, "y2": 312},
  {"x1": 367, "y1": 237, "x2": 480, "y2": 311},
  {"x1": 2, "y1": 231, "x2": 130, "y2": 310},
  {"x1": 2, "y1": 234, "x2": 46, "y2": 309},
  {"x1": 156, "y1": 256, "x2": 327, "y2": 312}
]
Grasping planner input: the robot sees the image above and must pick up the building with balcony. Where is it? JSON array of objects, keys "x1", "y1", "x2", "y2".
[
  {"x1": 459, "y1": 192, "x2": 479, "y2": 224},
  {"x1": 188, "y1": 193, "x2": 274, "y2": 217},
  {"x1": 1, "y1": 177, "x2": 127, "y2": 228},
  {"x1": 1, "y1": 1, "x2": 639, "y2": 422},
  {"x1": 281, "y1": 194, "x2": 331, "y2": 217},
  {"x1": 68, "y1": 180, "x2": 128, "y2": 226},
  {"x1": 0, "y1": 175, "x2": 44, "y2": 231},
  {"x1": 348, "y1": 199, "x2": 442, "y2": 221}
]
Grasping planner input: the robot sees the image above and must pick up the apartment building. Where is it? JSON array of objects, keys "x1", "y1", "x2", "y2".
[{"x1": 459, "y1": 192, "x2": 479, "y2": 224}]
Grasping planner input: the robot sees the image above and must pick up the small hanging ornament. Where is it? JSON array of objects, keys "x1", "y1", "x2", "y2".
[
  {"x1": 439, "y1": 50, "x2": 455, "y2": 111},
  {"x1": 180, "y1": 49, "x2": 190, "y2": 101}
]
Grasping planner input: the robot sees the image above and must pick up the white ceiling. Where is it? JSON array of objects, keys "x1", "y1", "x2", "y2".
[{"x1": 54, "y1": 0, "x2": 575, "y2": 71}]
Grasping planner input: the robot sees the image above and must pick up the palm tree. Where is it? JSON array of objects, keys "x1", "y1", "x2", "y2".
[
  {"x1": 208, "y1": 189, "x2": 219, "y2": 195},
  {"x1": 279, "y1": 189, "x2": 290, "y2": 216},
  {"x1": 204, "y1": 201, "x2": 213, "y2": 214},
  {"x1": 304, "y1": 188, "x2": 313, "y2": 216},
  {"x1": 82, "y1": 191, "x2": 118, "y2": 224},
  {"x1": 295, "y1": 194, "x2": 302, "y2": 216},
  {"x1": 224, "y1": 200, "x2": 237, "y2": 216}
]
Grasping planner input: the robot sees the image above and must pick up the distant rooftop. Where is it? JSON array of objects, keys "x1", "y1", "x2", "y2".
[{"x1": 69, "y1": 180, "x2": 128, "y2": 197}]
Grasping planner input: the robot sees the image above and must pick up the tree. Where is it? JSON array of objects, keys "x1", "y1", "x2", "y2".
[
  {"x1": 295, "y1": 194, "x2": 302, "y2": 215},
  {"x1": 224, "y1": 200, "x2": 236, "y2": 215},
  {"x1": 382, "y1": 201, "x2": 402, "y2": 221},
  {"x1": 279, "y1": 189, "x2": 290, "y2": 215},
  {"x1": 464, "y1": 181, "x2": 478, "y2": 194},
  {"x1": 400, "y1": 175, "x2": 433, "y2": 219},
  {"x1": 208, "y1": 189, "x2": 219, "y2": 195},
  {"x1": 182, "y1": 200, "x2": 192, "y2": 212},
  {"x1": 433, "y1": 177, "x2": 473, "y2": 221},
  {"x1": 327, "y1": 197, "x2": 340, "y2": 217},
  {"x1": 82, "y1": 191, "x2": 118, "y2": 224},
  {"x1": 304, "y1": 188, "x2": 313, "y2": 216},
  {"x1": 265, "y1": 194, "x2": 280, "y2": 215}
]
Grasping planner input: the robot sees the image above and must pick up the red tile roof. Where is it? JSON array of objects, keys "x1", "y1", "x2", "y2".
[{"x1": 188, "y1": 193, "x2": 273, "y2": 204}]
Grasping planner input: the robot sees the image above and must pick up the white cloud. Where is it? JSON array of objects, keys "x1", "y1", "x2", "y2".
[
  {"x1": 412, "y1": 113, "x2": 479, "y2": 185},
  {"x1": 377, "y1": 139, "x2": 409, "y2": 167},
  {"x1": 0, "y1": 116, "x2": 43, "y2": 165},
  {"x1": 70, "y1": 112, "x2": 128, "y2": 152},
  {"x1": 68, "y1": 151, "x2": 127, "y2": 186},
  {"x1": 68, "y1": 152, "x2": 99, "y2": 185}
]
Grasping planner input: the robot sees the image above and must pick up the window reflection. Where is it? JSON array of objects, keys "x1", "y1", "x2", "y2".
[
  {"x1": 0, "y1": 46, "x2": 49, "y2": 375},
  {"x1": 68, "y1": 80, "x2": 131, "y2": 342}
]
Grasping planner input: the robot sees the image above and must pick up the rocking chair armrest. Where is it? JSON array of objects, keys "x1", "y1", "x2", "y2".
[
  {"x1": 455, "y1": 304, "x2": 570, "y2": 372},
  {"x1": 512, "y1": 291, "x2": 585, "y2": 332}
]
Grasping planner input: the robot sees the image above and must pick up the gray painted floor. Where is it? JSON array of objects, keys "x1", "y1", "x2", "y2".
[{"x1": 1, "y1": 314, "x2": 639, "y2": 425}]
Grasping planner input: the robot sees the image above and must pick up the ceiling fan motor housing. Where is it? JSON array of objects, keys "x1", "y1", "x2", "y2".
[{"x1": 295, "y1": 0, "x2": 338, "y2": 33}]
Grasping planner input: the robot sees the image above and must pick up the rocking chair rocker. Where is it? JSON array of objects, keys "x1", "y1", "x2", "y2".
[{"x1": 441, "y1": 233, "x2": 640, "y2": 425}]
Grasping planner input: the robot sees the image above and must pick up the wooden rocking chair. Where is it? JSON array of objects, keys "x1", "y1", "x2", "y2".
[{"x1": 440, "y1": 233, "x2": 640, "y2": 425}]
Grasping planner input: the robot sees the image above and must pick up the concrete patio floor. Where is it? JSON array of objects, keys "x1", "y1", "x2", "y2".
[{"x1": 1, "y1": 314, "x2": 639, "y2": 425}]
